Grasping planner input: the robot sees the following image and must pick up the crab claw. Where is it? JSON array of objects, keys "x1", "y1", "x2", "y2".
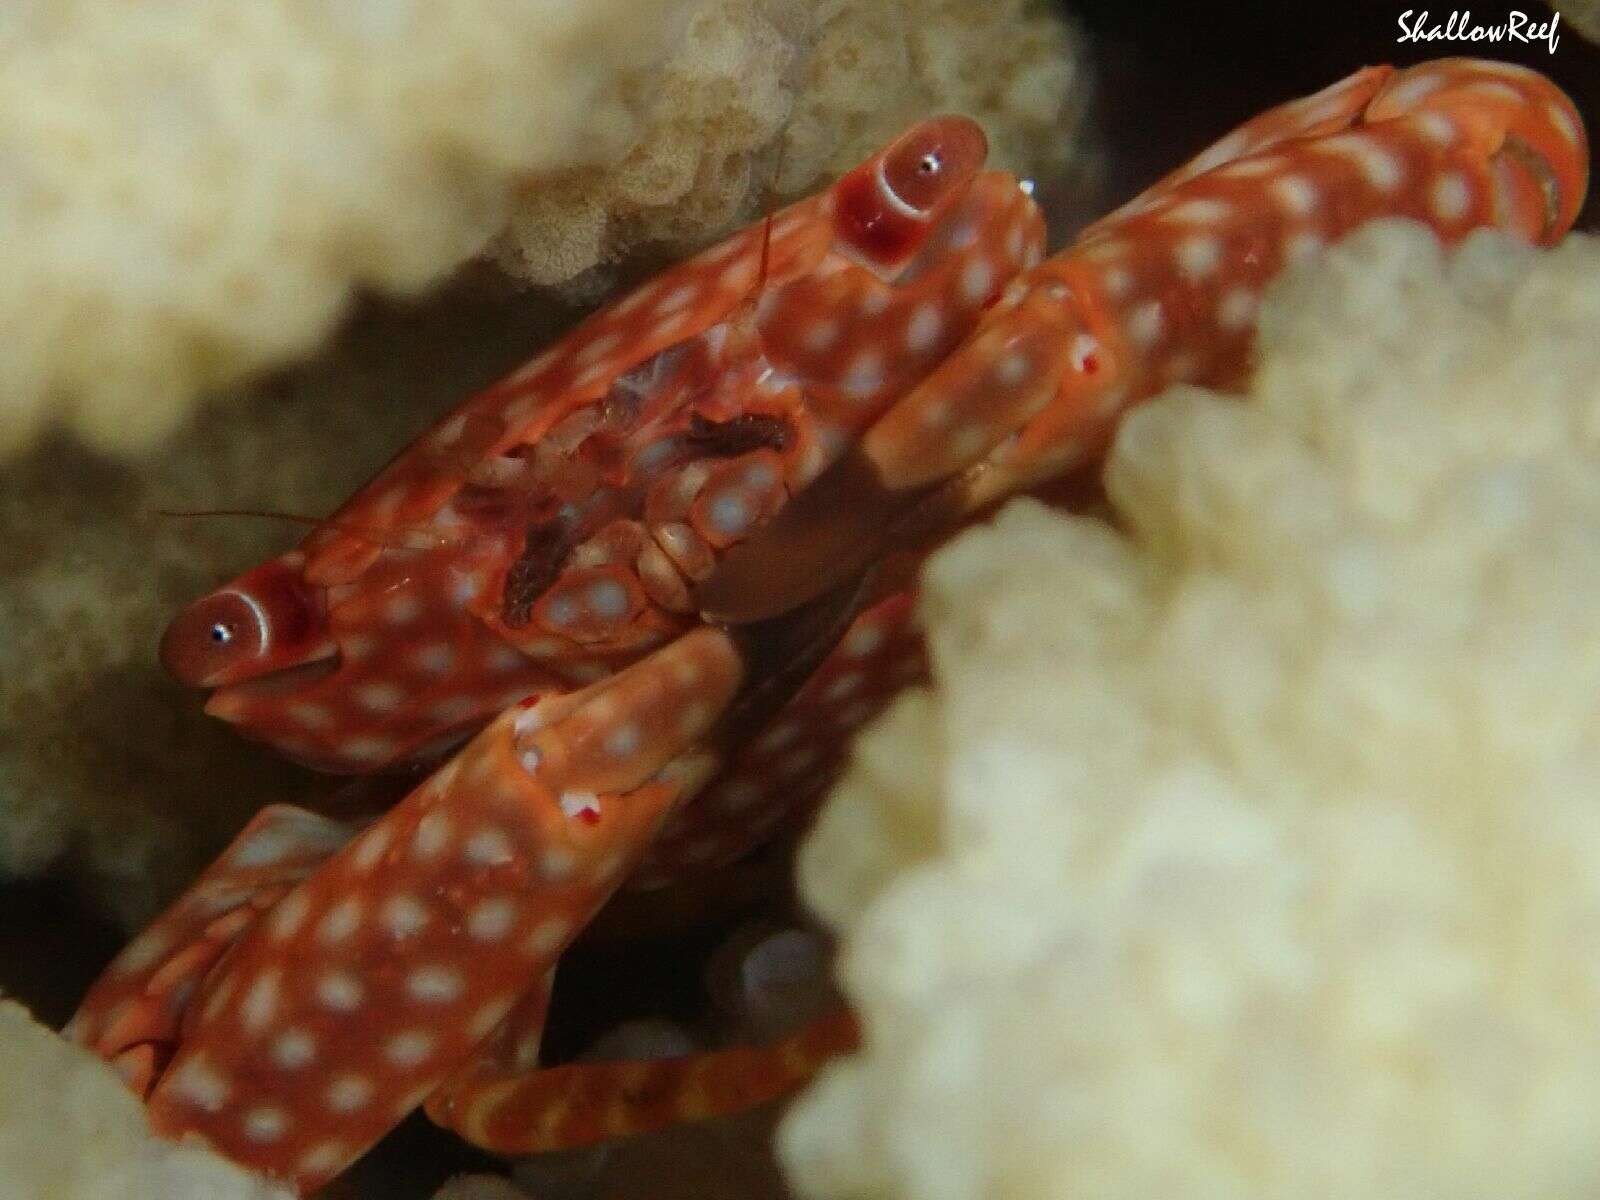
[{"x1": 697, "y1": 283, "x2": 1096, "y2": 623}]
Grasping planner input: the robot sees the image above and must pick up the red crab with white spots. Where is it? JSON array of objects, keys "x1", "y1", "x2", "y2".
[{"x1": 69, "y1": 59, "x2": 1586, "y2": 1194}]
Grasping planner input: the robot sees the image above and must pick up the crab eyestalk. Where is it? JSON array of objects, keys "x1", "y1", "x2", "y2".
[
  {"x1": 159, "y1": 554, "x2": 333, "y2": 689},
  {"x1": 829, "y1": 114, "x2": 990, "y2": 272}
]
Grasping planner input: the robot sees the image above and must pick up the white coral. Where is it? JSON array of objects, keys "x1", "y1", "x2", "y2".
[
  {"x1": 781, "y1": 223, "x2": 1600, "y2": 1200},
  {"x1": 0, "y1": 0, "x2": 694, "y2": 458},
  {"x1": 0, "y1": 1000, "x2": 292, "y2": 1199}
]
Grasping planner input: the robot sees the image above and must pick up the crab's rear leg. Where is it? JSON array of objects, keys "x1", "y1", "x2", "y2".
[{"x1": 427, "y1": 1007, "x2": 859, "y2": 1153}]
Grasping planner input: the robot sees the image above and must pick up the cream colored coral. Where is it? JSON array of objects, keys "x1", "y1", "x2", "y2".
[
  {"x1": 0, "y1": 1000, "x2": 291, "y2": 1199},
  {"x1": 494, "y1": 0, "x2": 1087, "y2": 287},
  {"x1": 0, "y1": 0, "x2": 694, "y2": 459},
  {"x1": 781, "y1": 223, "x2": 1600, "y2": 1199},
  {"x1": 1553, "y1": 2, "x2": 1600, "y2": 41}
]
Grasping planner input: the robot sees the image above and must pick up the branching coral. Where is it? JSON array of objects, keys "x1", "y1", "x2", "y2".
[
  {"x1": 496, "y1": 0, "x2": 1088, "y2": 289},
  {"x1": 0, "y1": 1000, "x2": 292, "y2": 1199},
  {"x1": 781, "y1": 223, "x2": 1600, "y2": 1199},
  {"x1": 0, "y1": 0, "x2": 695, "y2": 459}
]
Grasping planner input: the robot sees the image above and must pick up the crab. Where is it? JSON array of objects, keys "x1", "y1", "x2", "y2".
[{"x1": 68, "y1": 58, "x2": 1586, "y2": 1195}]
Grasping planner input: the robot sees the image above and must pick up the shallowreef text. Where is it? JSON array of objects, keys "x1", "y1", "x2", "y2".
[{"x1": 1397, "y1": 10, "x2": 1561, "y2": 53}]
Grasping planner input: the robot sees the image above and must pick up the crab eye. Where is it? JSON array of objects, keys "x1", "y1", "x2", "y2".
[
  {"x1": 211, "y1": 622, "x2": 235, "y2": 645},
  {"x1": 880, "y1": 115, "x2": 987, "y2": 215}
]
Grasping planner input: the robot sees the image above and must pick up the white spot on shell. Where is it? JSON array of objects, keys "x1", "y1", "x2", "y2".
[
  {"x1": 1283, "y1": 231, "x2": 1325, "y2": 264},
  {"x1": 605, "y1": 723, "x2": 641, "y2": 757},
  {"x1": 412, "y1": 812, "x2": 452, "y2": 859},
  {"x1": 407, "y1": 966, "x2": 464, "y2": 1004},
  {"x1": 468, "y1": 898, "x2": 517, "y2": 942},
  {"x1": 385, "y1": 1030, "x2": 435, "y2": 1067},
  {"x1": 844, "y1": 625, "x2": 884, "y2": 657},
  {"x1": 1271, "y1": 175, "x2": 1317, "y2": 217},
  {"x1": 995, "y1": 351, "x2": 1030, "y2": 386},
  {"x1": 1175, "y1": 234, "x2": 1221, "y2": 281},
  {"x1": 1415, "y1": 111, "x2": 1456, "y2": 146},
  {"x1": 356, "y1": 681, "x2": 404, "y2": 713},
  {"x1": 317, "y1": 972, "x2": 363, "y2": 1012},
  {"x1": 1164, "y1": 198, "x2": 1231, "y2": 225},
  {"x1": 1432, "y1": 172, "x2": 1472, "y2": 222},
  {"x1": 268, "y1": 890, "x2": 312, "y2": 941},
  {"x1": 385, "y1": 595, "x2": 422, "y2": 625},
  {"x1": 559, "y1": 791, "x2": 602, "y2": 821},
  {"x1": 271, "y1": 1028, "x2": 316, "y2": 1069},
  {"x1": 1548, "y1": 101, "x2": 1581, "y2": 147},
  {"x1": 414, "y1": 643, "x2": 454, "y2": 674},
  {"x1": 169, "y1": 1054, "x2": 230, "y2": 1111},
  {"x1": 1217, "y1": 286, "x2": 1258, "y2": 332},
  {"x1": 841, "y1": 352, "x2": 886, "y2": 401},
  {"x1": 339, "y1": 736, "x2": 398, "y2": 765},
  {"x1": 287, "y1": 702, "x2": 334, "y2": 729},
  {"x1": 467, "y1": 996, "x2": 516, "y2": 1042},
  {"x1": 240, "y1": 969, "x2": 282, "y2": 1034},
  {"x1": 960, "y1": 257, "x2": 995, "y2": 305},
  {"x1": 382, "y1": 894, "x2": 430, "y2": 939},
  {"x1": 298, "y1": 1141, "x2": 350, "y2": 1181},
  {"x1": 464, "y1": 827, "x2": 515, "y2": 866},
  {"x1": 350, "y1": 824, "x2": 393, "y2": 872},
  {"x1": 317, "y1": 896, "x2": 364, "y2": 945},
  {"x1": 1219, "y1": 155, "x2": 1287, "y2": 179},
  {"x1": 1382, "y1": 72, "x2": 1444, "y2": 111},
  {"x1": 525, "y1": 916, "x2": 572, "y2": 958},
  {"x1": 325, "y1": 1076, "x2": 372, "y2": 1113},
  {"x1": 243, "y1": 1106, "x2": 289, "y2": 1143},
  {"x1": 803, "y1": 320, "x2": 840, "y2": 352},
  {"x1": 539, "y1": 847, "x2": 576, "y2": 881},
  {"x1": 1127, "y1": 301, "x2": 1164, "y2": 348}
]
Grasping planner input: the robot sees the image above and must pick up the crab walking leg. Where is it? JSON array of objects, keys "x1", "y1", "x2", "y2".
[
  {"x1": 68, "y1": 806, "x2": 358, "y2": 1093},
  {"x1": 140, "y1": 629, "x2": 744, "y2": 1194},
  {"x1": 427, "y1": 1007, "x2": 861, "y2": 1153},
  {"x1": 699, "y1": 59, "x2": 1589, "y2": 623}
]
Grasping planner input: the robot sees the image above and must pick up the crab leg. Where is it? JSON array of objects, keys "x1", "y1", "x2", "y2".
[
  {"x1": 427, "y1": 1007, "x2": 860, "y2": 1153},
  {"x1": 699, "y1": 59, "x2": 1589, "y2": 623},
  {"x1": 89, "y1": 628, "x2": 741, "y2": 1193}
]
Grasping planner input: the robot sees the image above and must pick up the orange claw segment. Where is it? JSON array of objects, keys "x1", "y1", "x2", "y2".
[
  {"x1": 1365, "y1": 58, "x2": 1588, "y2": 240},
  {"x1": 142, "y1": 726, "x2": 686, "y2": 1193},
  {"x1": 426, "y1": 1007, "x2": 861, "y2": 1154},
  {"x1": 136, "y1": 626, "x2": 752, "y2": 1193}
]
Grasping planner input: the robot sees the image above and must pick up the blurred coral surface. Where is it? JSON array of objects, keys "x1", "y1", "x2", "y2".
[
  {"x1": 781, "y1": 224, "x2": 1600, "y2": 1200},
  {"x1": 0, "y1": 0, "x2": 695, "y2": 459},
  {"x1": 0, "y1": 1000, "x2": 293, "y2": 1200}
]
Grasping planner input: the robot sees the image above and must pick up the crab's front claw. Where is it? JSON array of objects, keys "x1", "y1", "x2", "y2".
[
  {"x1": 698, "y1": 283, "x2": 1103, "y2": 623},
  {"x1": 73, "y1": 628, "x2": 744, "y2": 1193}
]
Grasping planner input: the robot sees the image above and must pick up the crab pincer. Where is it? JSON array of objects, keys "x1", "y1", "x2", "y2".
[{"x1": 699, "y1": 59, "x2": 1588, "y2": 622}]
